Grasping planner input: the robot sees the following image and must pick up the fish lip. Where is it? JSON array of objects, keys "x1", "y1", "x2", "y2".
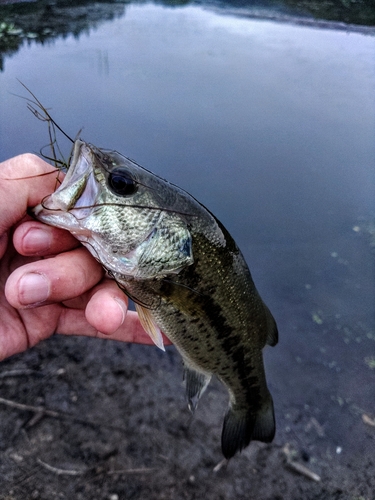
[
  {"x1": 66, "y1": 139, "x2": 84, "y2": 178},
  {"x1": 32, "y1": 140, "x2": 99, "y2": 225}
]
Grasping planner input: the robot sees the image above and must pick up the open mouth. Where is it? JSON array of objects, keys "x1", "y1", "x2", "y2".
[{"x1": 32, "y1": 140, "x2": 99, "y2": 227}]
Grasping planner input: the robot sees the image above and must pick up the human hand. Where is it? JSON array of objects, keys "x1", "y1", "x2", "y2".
[{"x1": 0, "y1": 153, "x2": 163, "y2": 361}]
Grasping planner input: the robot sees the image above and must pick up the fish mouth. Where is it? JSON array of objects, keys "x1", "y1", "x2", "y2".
[{"x1": 32, "y1": 140, "x2": 99, "y2": 230}]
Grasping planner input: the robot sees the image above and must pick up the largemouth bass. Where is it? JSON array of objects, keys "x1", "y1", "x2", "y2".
[{"x1": 33, "y1": 140, "x2": 278, "y2": 459}]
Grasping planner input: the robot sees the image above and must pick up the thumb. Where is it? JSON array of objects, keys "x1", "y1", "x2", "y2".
[{"x1": 0, "y1": 154, "x2": 61, "y2": 234}]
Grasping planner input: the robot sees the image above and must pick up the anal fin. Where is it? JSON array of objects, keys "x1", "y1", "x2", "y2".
[
  {"x1": 183, "y1": 365, "x2": 211, "y2": 413},
  {"x1": 221, "y1": 408, "x2": 254, "y2": 460}
]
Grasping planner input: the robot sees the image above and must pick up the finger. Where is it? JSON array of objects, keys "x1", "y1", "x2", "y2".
[
  {"x1": 84, "y1": 282, "x2": 172, "y2": 345},
  {"x1": 0, "y1": 154, "x2": 61, "y2": 235},
  {"x1": 93, "y1": 310, "x2": 172, "y2": 346},
  {"x1": 57, "y1": 307, "x2": 165, "y2": 346},
  {"x1": 57, "y1": 279, "x2": 172, "y2": 345},
  {"x1": 0, "y1": 303, "x2": 62, "y2": 361},
  {"x1": 5, "y1": 247, "x2": 104, "y2": 308},
  {"x1": 13, "y1": 220, "x2": 80, "y2": 256},
  {"x1": 97, "y1": 310, "x2": 160, "y2": 344},
  {"x1": 0, "y1": 232, "x2": 8, "y2": 259},
  {"x1": 84, "y1": 280, "x2": 129, "y2": 335}
]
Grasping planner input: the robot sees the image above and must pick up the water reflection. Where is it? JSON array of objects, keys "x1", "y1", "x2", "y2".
[
  {"x1": 0, "y1": 1, "x2": 374, "y2": 496},
  {"x1": 1, "y1": 0, "x2": 375, "y2": 71}
]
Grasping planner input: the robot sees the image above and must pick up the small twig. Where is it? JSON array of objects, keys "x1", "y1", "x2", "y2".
[
  {"x1": 0, "y1": 396, "x2": 126, "y2": 432},
  {"x1": 26, "y1": 412, "x2": 46, "y2": 428},
  {"x1": 305, "y1": 417, "x2": 325, "y2": 437},
  {"x1": 0, "y1": 369, "x2": 37, "y2": 379},
  {"x1": 285, "y1": 460, "x2": 321, "y2": 482},
  {"x1": 0, "y1": 396, "x2": 60, "y2": 418},
  {"x1": 40, "y1": 461, "x2": 158, "y2": 478},
  {"x1": 282, "y1": 444, "x2": 321, "y2": 482},
  {"x1": 37, "y1": 458, "x2": 85, "y2": 476},
  {"x1": 362, "y1": 413, "x2": 375, "y2": 427},
  {"x1": 213, "y1": 458, "x2": 228, "y2": 473},
  {"x1": 107, "y1": 468, "x2": 157, "y2": 475}
]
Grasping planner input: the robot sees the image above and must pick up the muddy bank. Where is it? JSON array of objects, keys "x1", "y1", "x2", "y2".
[{"x1": 0, "y1": 331, "x2": 374, "y2": 499}]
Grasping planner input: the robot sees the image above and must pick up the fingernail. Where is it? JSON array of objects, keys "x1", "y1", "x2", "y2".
[
  {"x1": 114, "y1": 297, "x2": 126, "y2": 326},
  {"x1": 23, "y1": 228, "x2": 52, "y2": 254},
  {"x1": 18, "y1": 272, "x2": 50, "y2": 306}
]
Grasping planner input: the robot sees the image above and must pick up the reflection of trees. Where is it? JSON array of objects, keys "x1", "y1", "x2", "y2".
[
  {"x1": 0, "y1": 0, "x2": 127, "y2": 71},
  {"x1": 283, "y1": 0, "x2": 375, "y2": 25},
  {"x1": 0, "y1": 0, "x2": 374, "y2": 71},
  {"x1": 0, "y1": 22, "x2": 22, "y2": 71},
  {"x1": 209, "y1": 0, "x2": 375, "y2": 25}
]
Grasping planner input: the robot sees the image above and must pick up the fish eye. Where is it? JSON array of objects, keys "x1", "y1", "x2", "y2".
[{"x1": 108, "y1": 168, "x2": 137, "y2": 196}]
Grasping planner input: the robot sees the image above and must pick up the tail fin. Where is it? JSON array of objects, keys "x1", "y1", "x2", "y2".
[
  {"x1": 252, "y1": 393, "x2": 276, "y2": 443},
  {"x1": 221, "y1": 409, "x2": 254, "y2": 459},
  {"x1": 221, "y1": 394, "x2": 275, "y2": 459}
]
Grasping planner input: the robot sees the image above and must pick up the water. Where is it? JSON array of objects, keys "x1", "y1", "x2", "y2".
[{"x1": 0, "y1": 0, "x2": 375, "y2": 491}]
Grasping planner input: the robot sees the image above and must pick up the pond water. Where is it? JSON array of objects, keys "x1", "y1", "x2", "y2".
[{"x1": 0, "y1": 1, "x2": 374, "y2": 496}]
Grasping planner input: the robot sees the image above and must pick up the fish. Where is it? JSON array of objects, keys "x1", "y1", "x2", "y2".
[{"x1": 32, "y1": 139, "x2": 278, "y2": 459}]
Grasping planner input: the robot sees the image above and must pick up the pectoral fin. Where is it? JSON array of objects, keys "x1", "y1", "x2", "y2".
[{"x1": 135, "y1": 303, "x2": 165, "y2": 351}]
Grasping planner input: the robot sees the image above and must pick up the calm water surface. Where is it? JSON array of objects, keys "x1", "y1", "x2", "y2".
[{"x1": 0, "y1": 1, "x2": 374, "y2": 475}]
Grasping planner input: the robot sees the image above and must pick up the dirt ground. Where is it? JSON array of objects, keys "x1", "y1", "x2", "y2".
[{"x1": 0, "y1": 323, "x2": 373, "y2": 500}]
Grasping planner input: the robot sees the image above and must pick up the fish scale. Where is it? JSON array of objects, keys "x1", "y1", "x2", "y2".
[{"x1": 33, "y1": 139, "x2": 278, "y2": 459}]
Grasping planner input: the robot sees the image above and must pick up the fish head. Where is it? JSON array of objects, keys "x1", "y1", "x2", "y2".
[{"x1": 33, "y1": 140, "x2": 194, "y2": 279}]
